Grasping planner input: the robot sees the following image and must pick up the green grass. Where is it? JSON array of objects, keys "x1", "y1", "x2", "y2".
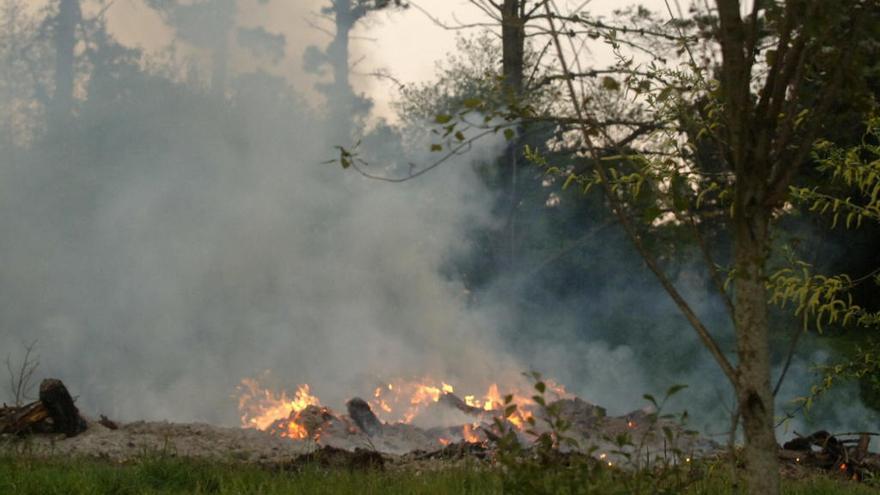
[{"x1": 0, "y1": 455, "x2": 875, "y2": 494}]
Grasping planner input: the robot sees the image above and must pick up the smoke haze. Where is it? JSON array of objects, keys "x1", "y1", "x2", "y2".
[{"x1": 2, "y1": 0, "x2": 874, "y2": 442}]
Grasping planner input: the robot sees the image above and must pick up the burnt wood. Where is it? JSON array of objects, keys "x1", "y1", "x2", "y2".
[
  {"x1": 0, "y1": 400, "x2": 50, "y2": 434},
  {"x1": 38, "y1": 378, "x2": 87, "y2": 437},
  {"x1": 346, "y1": 397, "x2": 382, "y2": 437}
]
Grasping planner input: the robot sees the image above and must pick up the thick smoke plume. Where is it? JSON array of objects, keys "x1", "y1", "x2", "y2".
[{"x1": 1, "y1": 0, "x2": 874, "y2": 441}]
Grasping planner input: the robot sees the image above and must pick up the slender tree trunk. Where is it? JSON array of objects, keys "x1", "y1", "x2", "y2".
[
  {"x1": 50, "y1": 0, "x2": 80, "y2": 135},
  {"x1": 327, "y1": 0, "x2": 356, "y2": 141},
  {"x1": 500, "y1": 0, "x2": 525, "y2": 266},
  {"x1": 733, "y1": 178, "x2": 779, "y2": 494},
  {"x1": 501, "y1": 0, "x2": 524, "y2": 97}
]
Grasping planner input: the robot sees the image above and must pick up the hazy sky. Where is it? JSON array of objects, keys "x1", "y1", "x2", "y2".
[{"x1": 97, "y1": 0, "x2": 671, "y2": 118}]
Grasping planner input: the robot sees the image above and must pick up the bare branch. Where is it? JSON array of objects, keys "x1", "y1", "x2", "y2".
[
  {"x1": 5, "y1": 340, "x2": 39, "y2": 407},
  {"x1": 347, "y1": 128, "x2": 497, "y2": 183},
  {"x1": 544, "y1": 0, "x2": 738, "y2": 386},
  {"x1": 408, "y1": 1, "x2": 497, "y2": 31}
]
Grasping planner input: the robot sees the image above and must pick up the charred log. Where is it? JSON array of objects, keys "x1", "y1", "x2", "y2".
[
  {"x1": 346, "y1": 397, "x2": 382, "y2": 437},
  {"x1": 437, "y1": 393, "x2": 484, "y2": 416},
  {"x1": 99, "y1": 414, "x2": 119, "y2": 430},
  {"x1": 780, "y1": 431, "x2": 879, "y2": 481},
  {"x1": 0, "y1": 400, "x2": 51, "y2": 434},
  {"x1": 1, "y1": 379, "x2": 86, "y2": 436}
]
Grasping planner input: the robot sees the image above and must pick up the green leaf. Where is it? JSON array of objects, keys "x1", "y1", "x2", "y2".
[
  {"x1": 601, "y1": 76, "x2": 620, "y2": 91},
  {"x1": 435, "y1": 114, "x2": 453, "y2": 124},
  {"x1": 462, "y1": 97, "x2": 482, "y2": 109},
  {"x1": 642, "y1": 206, "x2": 662, "y2": 223},
  {"x1": 454, "y1": 131, "x2": 465, "y2": 142},
  {"x1": 503, "y1": 128, "x2": 516, "y2": 141},
  {"x1": 665, "y1": 384, "x2": 688, "y2": 398},
  {"x1": 430, "y1": 144, "x2": 443, "y2": 152},
  {"x1": 534, "y1": 381, "x2": 546, "y2": 393},
  {"x1": 504, "y1": 404, "x2": 517, "y2": 418}
]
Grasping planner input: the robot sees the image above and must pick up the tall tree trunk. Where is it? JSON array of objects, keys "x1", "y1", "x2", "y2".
[
  {"x1": 327, "y1": 0, "x2": 356, "y2": 141},
  {"x1": 50, "y1": 0, "x2": 80, "y2": 135},
  {"x1": 501, "y1": 0, "x2": 524, "y2": 97},
  {"x1": 733, "y1": 178, "x2": 779, "y2": 494},
  {"x1": 715, "y1": 1, "x2": 780, "y2": 492},
  {"x1": 500, "y1": 0, "x2": 525, "y2": 266}
]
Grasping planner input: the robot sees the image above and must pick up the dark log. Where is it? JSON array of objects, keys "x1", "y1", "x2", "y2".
[
  {"x1": 438, "y1": 393, "x2": 484, "y2": 416},
  {"x1": 346, "y1": 398, "x2": 382, "y2": 437},
  {"x1": 99, "y1": 414, "x2": 118, "y2": 430},
  {"x1": 39, "y1": 378, "x2": 86, "y2": 437},
  {"x1": 0, "y1": 400, "x2": 50, "y2": 434}
]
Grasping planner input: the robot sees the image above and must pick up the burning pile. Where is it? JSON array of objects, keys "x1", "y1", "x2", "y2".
[
  {"x1": 236, "y1": 375, "x2": 566, "y2": 452},
  {"x1": 236, "y1": 373, "x2": 715, "y2": 460}
]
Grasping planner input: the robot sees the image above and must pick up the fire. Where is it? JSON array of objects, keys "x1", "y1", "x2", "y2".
[
  {"x1": 367, "y1": 378, "x2": 519, "y2": 424},
  {"x1": 507, "y1": 410, "x2": 532, "y2": 428},
  {"x1": 237, "y1": 378, "x2": 320, "y2": 439},
  {"x1": 238, "y1": 373, "x2": 573, "y2": 440},
  {"x1": 482, "y1": 384, "x2": 502, "y2": 411},
  {"x1": 462, "y1": 424, "x2": 480, "y2": 443}
]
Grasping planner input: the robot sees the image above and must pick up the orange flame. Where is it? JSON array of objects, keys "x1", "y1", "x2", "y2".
[
  {"x1": 463, "y1": 424, "x2": 480, "y2": 443},
  {"x1": 238, "y1": 378, "x2": 320, "y2": 439},
  {"x1": 239, "y1": 374, "x2": 573, "y2": 439}
]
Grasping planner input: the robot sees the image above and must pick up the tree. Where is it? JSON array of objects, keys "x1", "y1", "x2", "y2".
[
  {"x1": 146, "y1": 0, "x2": 287, "y2": 97},
  {"x1": 48, "y1": 0, "x2": 80, "y2": 136},
  {"x1": 303, "y1": 0, "x2": 407, "y2": 140},
  {"x1": 363, "y1": 2, "x2": 874, "y2": 493},
  {"x1": 533, "y1": 2, "x2": 874, "y2": 493},
  {"x1": 331, "y1": 3, "x2": 874, "y2": 492}
]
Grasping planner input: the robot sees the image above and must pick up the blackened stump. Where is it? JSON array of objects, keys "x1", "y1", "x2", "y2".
[{"x1": 39, "y1": 378, "x2": 86, "y2": 437}]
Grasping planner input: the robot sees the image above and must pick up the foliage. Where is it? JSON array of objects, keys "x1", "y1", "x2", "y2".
[
  {"x1": 768, "y1": 119, "x2": 880, "y2": 412},
  {"x1": 798, "y1": 339, "x2": 880, "y2": 412},
  {"x1": 491, "y1": 373, "x2": 700, "y2": 495},
  {"x1": 791, "y1": 117, "x2": 880, "y2": 228}
]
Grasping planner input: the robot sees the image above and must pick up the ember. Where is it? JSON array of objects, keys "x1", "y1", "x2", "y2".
[{"x1": 780, "y1": 430, "x2": 880, "y2": 481}]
